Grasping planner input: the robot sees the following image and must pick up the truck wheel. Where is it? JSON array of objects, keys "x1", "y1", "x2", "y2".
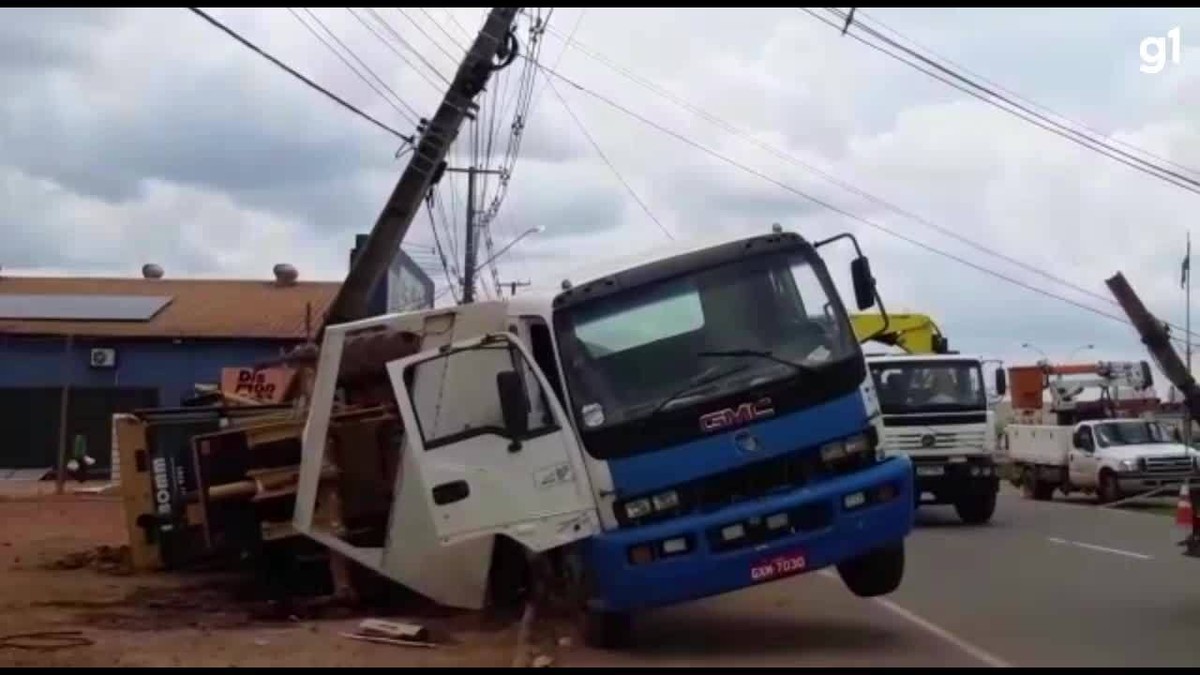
[
  {"x1": 954, "y1": 489, "x2": 997, "y2": 524},
  {"x1": 1097, "y1": 471, "x2": 1121, "y2": 504},
  {"x1": 1021, "y1": 467, "x2": 1054, "y2": 501},
  {"x1": 837, "y1": 542, "x2": 905, "y2": 597},
  {"x1": 582, "y1": 610, "x2": 632, "y2": 649}
]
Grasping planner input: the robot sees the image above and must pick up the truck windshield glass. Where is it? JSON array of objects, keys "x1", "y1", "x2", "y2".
[
  {"x1": 870, "y1": 361, "x2": 985, "y2": 413},
  {"x1": 555, "y1": 247, "x2": 856, "y2": 429},
  {"x1": 1093, "y1": 420, "x2": 1174, "y2": 447}
]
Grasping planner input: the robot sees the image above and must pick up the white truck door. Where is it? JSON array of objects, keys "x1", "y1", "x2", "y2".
[
  {"x1": 1067, "y1": 425, "x2": 1097, "y2": 487},
  {"x1": 387, "y1": 331, "x2": 600, "y2": 552}
]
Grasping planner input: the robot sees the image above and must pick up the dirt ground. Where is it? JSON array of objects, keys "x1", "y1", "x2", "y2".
[{"x1": 0, "y1": 481, "x2": 565, "y2": 668}]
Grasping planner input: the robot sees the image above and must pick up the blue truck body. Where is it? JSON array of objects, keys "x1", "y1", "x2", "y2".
[{"x1": 582, "y1": 389, "x2": 915, "y2": 612}]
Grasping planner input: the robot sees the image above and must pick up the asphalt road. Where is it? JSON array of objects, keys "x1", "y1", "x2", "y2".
[{"x1": 562, "y1": 486, "x2": 1200, "y2": 667}]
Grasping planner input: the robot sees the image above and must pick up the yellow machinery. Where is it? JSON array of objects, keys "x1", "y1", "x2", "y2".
[{"x1": 851, "y1": 312, "x2": 949, "y2": 355}]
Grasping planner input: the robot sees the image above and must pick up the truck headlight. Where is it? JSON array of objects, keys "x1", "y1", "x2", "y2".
[
  {"x1": 820, "y1": 441, "x2": 848, "y2": 462},
  {"x1": 1118, "y1": 459, "x2": 1138, "y2": 472},
  {"x1": 845, "y1": 434, "x2": 871, "y2": 457},
  {"x1": 651, "y1": 490, "x2": 680, "y2": 511},
  {"x1": 624, "y1": 498, "x2": 652, "y2": 519}
]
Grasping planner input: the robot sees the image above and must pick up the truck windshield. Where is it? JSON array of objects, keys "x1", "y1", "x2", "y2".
[
  {"x1": 870, "y1": 360, "x2": 986, "y2": 413},
  {"x1": 1093, "y1": 420, "x2": 1175, "y2": 447},
  {"x1": 553, "y1": 247, "x2": 858, "y2": 434}
]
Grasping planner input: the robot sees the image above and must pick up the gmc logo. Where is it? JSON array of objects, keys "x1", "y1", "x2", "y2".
[{"x1": 699, "y1": 398, "x2": 776, "y2": 433}]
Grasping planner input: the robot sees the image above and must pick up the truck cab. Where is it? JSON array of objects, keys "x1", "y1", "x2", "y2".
[
  {"x1": 1065, "y1": 418, "x2": 1200, "y2": 502},
  {"x1": 866, "y1": 353, "x2": 1003, "y2": 523}
]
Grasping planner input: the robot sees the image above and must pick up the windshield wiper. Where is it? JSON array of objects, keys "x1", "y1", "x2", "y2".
[
  {"x1": 698, "y1": 348, "x2": 819, "y2": 376},
  {"x1": 643, "y1": 362, "x2": 754, "y2": 421}
]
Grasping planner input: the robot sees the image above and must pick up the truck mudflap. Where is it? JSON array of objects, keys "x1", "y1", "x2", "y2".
[{"x1": 579, "y1": 455, "x2": 914, "y2": 613}]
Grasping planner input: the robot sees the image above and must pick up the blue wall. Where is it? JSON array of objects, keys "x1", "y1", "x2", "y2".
[{"x1": 0, "y1": 335, "x2": 298, "y2": 407}]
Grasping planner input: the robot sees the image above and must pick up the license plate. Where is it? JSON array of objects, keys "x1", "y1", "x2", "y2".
[
  {"x1": 916, "y1": 465, "x2": 945, "y2": 477},
  {"x1": 750, "y1": 551, "x2": 807, "y2": 583}
]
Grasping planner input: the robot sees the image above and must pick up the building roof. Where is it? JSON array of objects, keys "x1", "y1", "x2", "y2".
[{"x1": 0, "y1": 275, "x2": 340, "y2": 340}]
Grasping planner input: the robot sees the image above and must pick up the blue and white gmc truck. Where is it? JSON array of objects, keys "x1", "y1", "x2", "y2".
[{"x1": 294, "y1": 226, "x2": 916, "y2": 648}]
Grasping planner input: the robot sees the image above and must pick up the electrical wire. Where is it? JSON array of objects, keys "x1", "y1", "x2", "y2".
[
  {"x1": 851, "y1": 9, "x2": 1200, "y2": 181},
  {"x1": 538, "y1": 15, "x2": 1200, "y2": 340},
  {"x1": 364, "y1": 7, "x2": 452, "y2": 87},
  {"x1": 186, "y1": 7, "x2": 413, "y2": 142},
  {"x1": 546, "y1": 77, "x2": 674, "y2": 240},
  {"x1": 394, "y1": 7, "x2": 460, "y2": 71},
  {"x1": 533, "y1": 60, "x2": 1189, "y2": 345},
  {"x1": 805, "y1": 8, "x2": 1200, "y2": 196},
  {"x1": 347, "y1": 7, "x2": 444, "y2": 94},
  {"x1": 288, "y1": 8, "x2": 420, "y2": 124}
]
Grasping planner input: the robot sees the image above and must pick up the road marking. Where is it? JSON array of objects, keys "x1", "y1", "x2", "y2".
[
  {"x1": 817, "y1": 570, "x2": 1011, "y2": 668},
  {"x1": 1046, "y1": 536, "x2": 1153, "y2": 560}
]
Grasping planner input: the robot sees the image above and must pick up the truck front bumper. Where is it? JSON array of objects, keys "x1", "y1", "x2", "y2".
[
  {"x1": 579, "y1": 456, "x2": 915, "y2": 614},
  {"x1": 910, "y1": 456, "x2": 999, "y2": 503},
  {"x1": 1116, "y1": 471, "x2": 1200, "y2": 494}
]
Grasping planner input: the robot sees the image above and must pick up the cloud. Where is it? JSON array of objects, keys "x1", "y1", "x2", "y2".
[{"x1": 6, "y1": 6, "x2": 1200, "y2": 399}]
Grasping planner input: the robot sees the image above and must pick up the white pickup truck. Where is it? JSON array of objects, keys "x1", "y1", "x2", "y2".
[{"x1": 1004, "y1": 418, "x2": 1200, "y2": 503}]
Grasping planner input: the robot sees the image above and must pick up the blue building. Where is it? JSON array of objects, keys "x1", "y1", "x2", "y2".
[
  {"x1": 0, "y1": 244, "x2": 435, "y2": 475},
  {"x1": 0, "y1": 265, "x2": 339, "y2": 473}
]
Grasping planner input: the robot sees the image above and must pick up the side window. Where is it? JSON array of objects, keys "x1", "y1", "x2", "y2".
[
  {"x1": 1080, "y1": 427, "x2": 1095, "y2": 451},
  {"x1": 405, "y1": 339, "x2": 559, "y2": 451},
  {"x1": 527, "y1": 321, "x2": 565, "y2": 408}
]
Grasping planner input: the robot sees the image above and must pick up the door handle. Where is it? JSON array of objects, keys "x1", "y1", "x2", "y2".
[{"x1": 432, "y1": 480, "x2": 470, "y2": 505}]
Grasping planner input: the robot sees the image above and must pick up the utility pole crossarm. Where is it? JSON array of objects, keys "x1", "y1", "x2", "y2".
[{"x1": 322, "y1": 6, "x2": 521, "y2": 329}]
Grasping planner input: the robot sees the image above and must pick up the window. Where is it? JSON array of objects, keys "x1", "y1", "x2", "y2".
[
  {"x1": 573, "y1": 279, "x2": 705, "y2": 358},
  {"x1": 405, "y1": 340, "x2": 559, "y2": 450},
  {"x1": 870, "y1": 361, "x2": 986, "y2": 414}
]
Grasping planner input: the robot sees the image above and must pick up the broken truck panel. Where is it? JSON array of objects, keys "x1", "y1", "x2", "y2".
[{"x1": 292, "y1": 302, "x2": 596, "y2": 610}]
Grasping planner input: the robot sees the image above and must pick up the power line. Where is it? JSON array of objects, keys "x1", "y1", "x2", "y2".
[
  {"x1": 534, "y1": 61, "x2": 1187, "y2": 345},
  {"x1": 287, "y1": 8, "x2": 420, "y2": 124},
  {"x1": 545, "y1": 77, "x2": 674, "y2": 240},
  {"x1": 538, "y1": 14, "x2": 1200, "y2": 341},
  {"x1": 186, "y1": 7, "x2": 413, "y2": 142},
  {"x1": 363, "y1": 7, "x2": 452, "y2": 87},
  {"x1": 805, "y1": 8, "x2": 1200, "y2": 196},
  {"x1": 394, "y1": 7, "x2": 460, "y2": 70},
  {"x1": 347, "y1": 7, "x2": 444, "y2": 94},
  {"x1": 853, "y1": 9, "x2": 1200, "y2": 181},
  {"x1": 421, "y1": 8, "x2": 468, "y2": 55}
]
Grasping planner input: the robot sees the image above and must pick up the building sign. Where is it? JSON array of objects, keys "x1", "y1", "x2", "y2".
[{"x1": 219, "y1": 367, "x2": 297, "y2": 404}]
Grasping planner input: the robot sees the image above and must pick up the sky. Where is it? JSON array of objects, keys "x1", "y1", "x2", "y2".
[{"x1": 3, "y1": 7, "x2": 1200, "y2": 395}]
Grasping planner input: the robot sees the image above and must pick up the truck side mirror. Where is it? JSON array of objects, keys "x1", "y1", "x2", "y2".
[
  {"x1": 496, "y1": 370, "x2": 530, "y2": 439},
  {"x1": 1174, "y1": 427, "x2": 1183, "y2": 443},
  {"x1": 995, "y1": 368, "x2": 1007, "y2": 397},
  {"x1": 850, "y1": 256, "x2": 876, "y2": 311}
]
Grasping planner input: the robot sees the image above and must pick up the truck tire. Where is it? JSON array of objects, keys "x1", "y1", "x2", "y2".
[
  {"x1": 582, "y1": 610, "x2": 632, "y2": 649},
  {"x1": 1097, "y1": 470, "x2": 1121, "y2": 504},
  {"x1": 1021, "y1": 467, "x2": 1054, "y2": 501},
  {"x1": 954, "y1": 489, "x2": 997, "y2": 524},
  {"x1": 837, "y1": 542, "x2": 905, "y2": 597}
]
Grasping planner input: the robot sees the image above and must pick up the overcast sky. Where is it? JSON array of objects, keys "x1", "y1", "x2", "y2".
[{"x1": 4, "y1": 7, "x2": 1200, "y2": 393}]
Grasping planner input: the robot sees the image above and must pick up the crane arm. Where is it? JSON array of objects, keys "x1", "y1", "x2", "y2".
[{"x1": 851, "y1": 312, "x2": 950, "y2": 355}]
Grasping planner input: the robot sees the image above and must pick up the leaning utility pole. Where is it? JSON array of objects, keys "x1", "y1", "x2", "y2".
[{"x1": 322, "y1": 6, "x2": 521, "y2": 328}]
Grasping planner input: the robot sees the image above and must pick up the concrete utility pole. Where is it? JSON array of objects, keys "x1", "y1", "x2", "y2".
[
  {"x1": 322, "y1": 6, "x2": 521, "y2": 328},
  {"x1": 1186, "y1": 231, "x2": 1193, "y2": 449},
  {"x1": 447, "y1": 165, "x2": 504, "y2": 304}
]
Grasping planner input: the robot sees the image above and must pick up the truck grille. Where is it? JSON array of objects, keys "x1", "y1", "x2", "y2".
[
  {"x1": 887, "y1": 430, "x2": 986, "y2": 451},
  {"x1": 1143, "y1": 456, "x2": 1194, "y2": 474},
  {"x1": 614, "y1": 443, "x2": 875, "y2": 529}
]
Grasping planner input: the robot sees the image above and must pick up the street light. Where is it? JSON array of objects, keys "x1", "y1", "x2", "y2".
[
  {"x1": 474, "y1": 225, "x2": 544, "y2": 272},
  {"x1": 1068, "y1": 344, "x2": 1095, "y2": 361},
  {"x1": 1020, "y1": 342, "x2": 1048, "y2": 362}
]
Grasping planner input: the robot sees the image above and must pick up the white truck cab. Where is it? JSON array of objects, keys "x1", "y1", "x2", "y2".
[{"x1": 866, "y1": 353, "x2": 1005, "y2": 524}]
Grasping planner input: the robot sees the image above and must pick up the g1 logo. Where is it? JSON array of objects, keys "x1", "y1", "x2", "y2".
[{"x1": 1140, "y1": 27, "x2": 1182, "y2": 75}]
